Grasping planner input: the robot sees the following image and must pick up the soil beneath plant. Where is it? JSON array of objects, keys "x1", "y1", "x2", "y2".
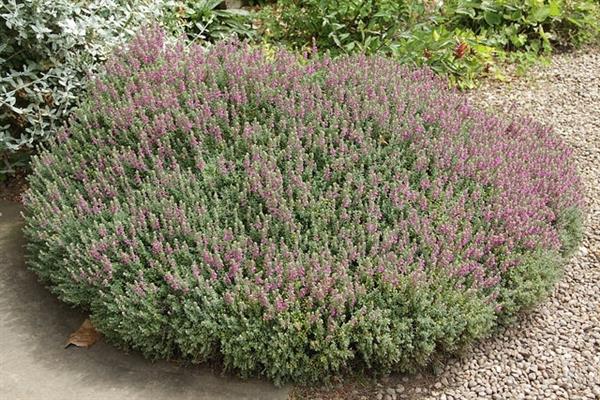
[{"x1": 0, "y1": 172, "x2": 27, "y2": 204}]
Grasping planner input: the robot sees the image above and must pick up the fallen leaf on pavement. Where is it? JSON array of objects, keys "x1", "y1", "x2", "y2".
[{"x1": 65, "y1": 318, "x2": 100, "y2": 349}]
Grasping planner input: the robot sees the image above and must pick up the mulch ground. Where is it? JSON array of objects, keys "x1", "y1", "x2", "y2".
[{"x1": 0, "y1": 172, "x2": 28, "y2": 204}]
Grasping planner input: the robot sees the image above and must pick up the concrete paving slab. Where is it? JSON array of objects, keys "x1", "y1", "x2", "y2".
[{"x1": 0, "y1": 200, "x2": 289, "y2": 400}]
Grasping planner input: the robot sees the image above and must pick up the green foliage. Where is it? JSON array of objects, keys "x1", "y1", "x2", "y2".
[
  {"x1": 444, "y1": 0, "x2": 600, "y2": 52},
  {"x1": 258, "y1": 0, "x2": 498, "y2": 88},
  {"x1": 259, "y1": 0, "x2": 416, "y2": 55},
  {"x1": 0, "y1": 0, "x2": 167, "y2": 180},
  {"x1": 496, "y1": 207, "x2": 584, "y2": 322},
  {"x1": 165, "y1": 0, "x2": 256, "y2": 44},
  {"x1": 556, "y1": 206, "x2": 585, "y2": 257},
  {"x1": 496, "y1": 250, "x2": 562, "y2": 321},
  {"x1": 258, "y1": 0, "x2": 600, "y2": 87},
  {"x1": 393, "y1": 25, "x2": 500, "y2": 88}
]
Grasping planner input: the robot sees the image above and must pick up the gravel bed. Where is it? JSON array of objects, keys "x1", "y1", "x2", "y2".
[{"x1": 379, "y1": 48, "x2": 600, "y2": 400}]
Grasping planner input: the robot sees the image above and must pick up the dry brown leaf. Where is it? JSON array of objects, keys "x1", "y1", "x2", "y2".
[{"x1": 65, "y1": 318, "x2": 100, "y2": 349}]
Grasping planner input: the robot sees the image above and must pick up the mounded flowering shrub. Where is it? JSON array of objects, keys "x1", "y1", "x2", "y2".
[{"x1": 24, "y1": 28, "x2": 584, "y2": 384}]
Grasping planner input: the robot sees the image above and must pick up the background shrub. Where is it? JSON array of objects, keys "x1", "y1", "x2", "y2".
[
  {"x1": 258, "y1": 0, "x2": 600, "y2": 87},
  {"x1": 258, "y1": 0, "x2": 415, "y2": 54},
  {"x1": 443, "y1": 0, "x2": 600, "y2": 52},
  {"x1": 24, "y1": 28, "x2": 584, "y2": 384},
  {"x1": 0, "y1": 0, "x2": 167, "y2": 178},
  {"x1": 165, "y1": 0, "x2": 256, "y2": 44}
]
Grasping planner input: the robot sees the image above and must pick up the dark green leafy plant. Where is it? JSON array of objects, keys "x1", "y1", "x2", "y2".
[
  {"x1": 258, "y1": 0, "x2": 599, "y2": 87},
  {"x1": 443, "y1": 0, "x2": 600, "y2": 52},
  {"x1": 393, "y1": 24, "x2": 499, "y2": 88},
  {"x1": 166, "y1": 0, "x2": 256, "y2": 43},
  {"x1": 258, "y1": 0, "x2": 497, "y2": 86},
  {"x1": 259, "y1": 0, "x2": 416, "y2": 55}
]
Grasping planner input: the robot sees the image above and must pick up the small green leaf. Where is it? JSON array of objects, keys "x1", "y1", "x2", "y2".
[
  {"x1": 455, "y1": 5, "x2": 477, "y2": 18},
  {"x1": 509, "y1": 34, "x2": 527, "y2": 48},
  {"x1": 483, "y1": 11, "x2": 502, "y2": 26},
  {"x1": 531, "y1": 6, "x2": 551, "y2": 23},
  {"x1": 548, "y1": 1, "x2": 561, "y2": 18}
]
